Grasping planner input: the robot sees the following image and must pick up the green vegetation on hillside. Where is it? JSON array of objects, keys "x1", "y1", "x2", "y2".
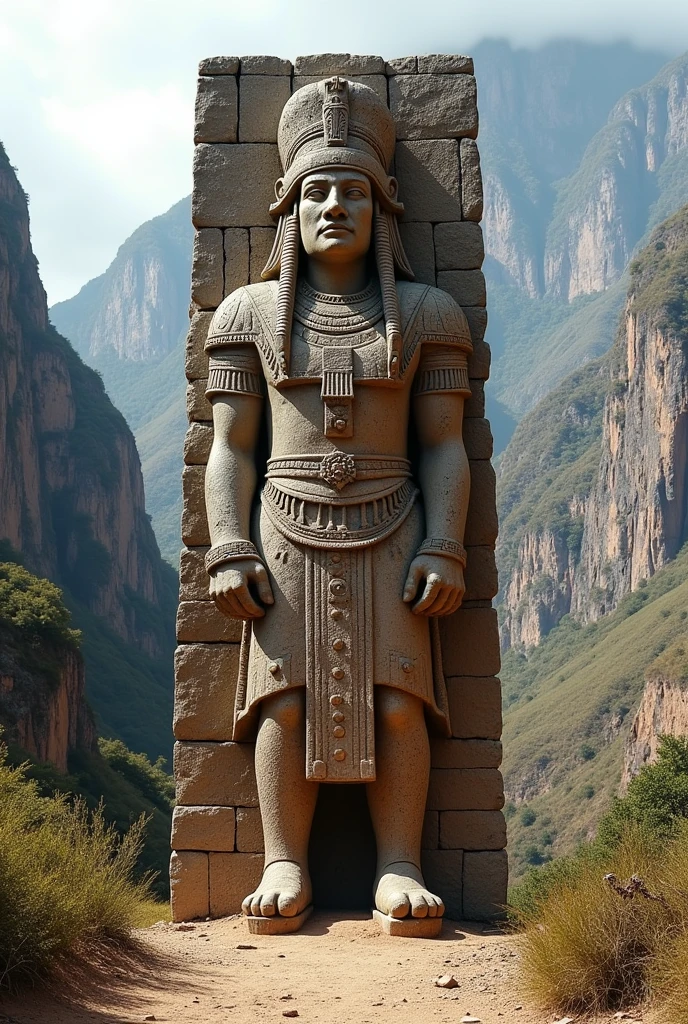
[{"x1": 629, "y1": 204, "x2": 688, "y2": 335}]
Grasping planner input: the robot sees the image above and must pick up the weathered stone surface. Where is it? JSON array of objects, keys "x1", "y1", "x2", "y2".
[
  {"x1": 442, "y1": 607, "x2": 500, "y2": 677},
  {"x1": 422, "y1": 809, "x2": 439, "y2": 849},
  {"x1": 440, "y1": 810, "x2": 506, "y2": 851},
  {"x1": 465, "y1": 380, "x2": 485, "y2": 419},
  {"x1": 175, "y1": 741, "x2": 258, "y2": 806},
  {"x1": 462, "y1": 850, "x2": 508, "y2": 921},
  {"x1": 447, "y1": 677, "x2": 503, "y2": 740},
  {"x1": 434, "y1": 222, "x2": 484, "y2": 271},
  {"x1": 462, "y1": 418, "x2": 493, "y2": 460},
  {"x1": 294, "y1": 75, "x2": 387, "y2": 102},
  {"x1": 421, "y1": 850, "x2": 462, "y2": 919},
  {"x1": 398, "y1": 222, "x2": 435, "y2": 286},
  {"x1": 185, "y1": 311, "x2": 213, "y2": 381},
  {"x1": 174, "y1": 643, "x2": 240, "y2": 740},
  {"x1": 176, "y1": 600, "x2": 242, "y2": 643},
  {"x1": 294, "y1": 54, "x2": 385, "y2": 76},
  {"x1": 427, "y1": 769, "x2": 504, "y2": 811},
  {"x1": 437, "y1": 270, "x2": 486, "y2": 308},
  {"x1": 249, "y1": 227, "x2": 277, "y2": 283},
  {"x1": 386, "y1": 56, "x2": 417, "y2": 75},
  {"x1": 191, "y1": 229, "x2": 224, "y2": 309},
  {"x1": 396, "y1": 141, "x2": 461, "y2": 223},
  {"x1": 464, "y1": 305, "x2": 487, "y2": 345},
  {"x1": 186, "y1": 379, "x2": 212, "y2": 422},
  {"x1": 430, "y1": 738, "x2": 502, "y2": 770},
  {"x1": 223, "y1": 228, "x2": 250, "y2": 296},
  {"x1": 181, "y1": 464, "x2": 210, "y2": 546},
  {"x1": 239, "y1": 75, "x2": 291, "y2": 143},
  {"x1": 240, "y1": 55, "x2": 291, "y2": 75},
  {"x1": 170, "y1": 850, "x2": 209, "y2": 922},
  {"x1": 464, "y1": 545, "x2": 498, "y2": 602},
  {"x1": 193, "y1": 144, "x2": 280, "y2": 228},
  {"x1": 236, "y1": 807, "x2": 265, "y2": 852},
  {"x1": 199, "y1": 56, "x2": 239, "y2": 76},
  {"x1": 464, "y1": 461, "x2": 498, "y2": 546},
  {"x1": 417, "y1": 54, "x2": 474, "y2": 75},
  {"x1": 209, "y1": 852, "x2": 263, "y2": 916},
  {"x1": 171, "y1": 805, "x2": 236, "y2": 852},
  {"x1": 184, "y1": 423, "x2": 213, "y2": 465},
  {"x1": 467, "y1": 338, "x2": 491, "y2": 381},
  {"x1": 460, "y1": 139, "x2": 483, "y2": 222},
  {"x1": 179, "y1": 546, "x2": 210, "y2": 602},
  {"x1": 195, "y1": 76, "x2": 238, "y2": 144},
  {"x1": 390, "y1": 75, "x2": 478, "y2": 141}
]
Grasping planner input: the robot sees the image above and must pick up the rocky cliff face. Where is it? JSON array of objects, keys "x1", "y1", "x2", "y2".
[
  {"x1": 0, "y1": 141, "x2": 175, "y2": 657},
  {"x1": 572, "y1": 206, "x2": 688, "y2": 622},
  {"x1": 622, "y1": 649, "x2": 688, "y2": 790},
  {"x1": 500, "y1": 527, "x2": 578, "y2": 650}
]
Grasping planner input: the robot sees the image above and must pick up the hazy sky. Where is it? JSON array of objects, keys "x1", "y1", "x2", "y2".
[{"x1": 1, "y1": 0, "x2": 687, "y2": 304}]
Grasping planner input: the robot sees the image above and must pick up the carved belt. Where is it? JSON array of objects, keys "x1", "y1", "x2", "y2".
[{"x1": 266, "y1": 453, "x2": 411, "y2": 490}]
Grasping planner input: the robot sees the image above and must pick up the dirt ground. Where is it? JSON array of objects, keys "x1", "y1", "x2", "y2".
[{"x1": 1, "y1": 912, "x2": 653, "y2": 1024}]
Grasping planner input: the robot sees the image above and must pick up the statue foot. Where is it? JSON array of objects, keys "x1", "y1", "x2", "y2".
[
  {"x1": 242, "y1": 859, "x2": 312, "y2": 919},
  {"x1": 374, "y1": 860, "x2": 445, "y2": 919}
]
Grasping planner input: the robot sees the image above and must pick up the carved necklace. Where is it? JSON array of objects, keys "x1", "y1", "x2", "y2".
[{"x1": 293, "y1": 278, "x2": 383, "y2": 335}]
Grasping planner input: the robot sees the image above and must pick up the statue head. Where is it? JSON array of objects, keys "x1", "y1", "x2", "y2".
[{"x1": 262, "y1": 77, "x2": 413, "y2": 380}]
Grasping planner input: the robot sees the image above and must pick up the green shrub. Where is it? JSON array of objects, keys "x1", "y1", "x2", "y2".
[
  {"x1": 0, "y1": 562, "x2": 80, "y2": 649},
  {"x1": 520, "y1": 807, "x2": 537, "y2": 826},
  {"x1": 0, "y1": 744, "x2": 153, "y2": 991}
]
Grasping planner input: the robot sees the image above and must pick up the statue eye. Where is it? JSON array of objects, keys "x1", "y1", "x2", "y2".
[{"x1": 305, "y1": 188, "x2": 326, "y2": 201}]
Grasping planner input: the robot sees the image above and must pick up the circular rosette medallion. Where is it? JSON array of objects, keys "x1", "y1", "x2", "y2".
[{"x1": 319, "y1": 451, "x2": 357, "y2": 490}]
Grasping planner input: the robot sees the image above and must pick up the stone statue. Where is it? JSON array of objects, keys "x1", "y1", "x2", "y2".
[{"x1": 203, "y1": 77, "x2": 472, "y2": 936}]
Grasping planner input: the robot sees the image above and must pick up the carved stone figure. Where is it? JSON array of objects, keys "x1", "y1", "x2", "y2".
[{"x1": 204, "y1": 77, "x2": 472, "y2": 936}]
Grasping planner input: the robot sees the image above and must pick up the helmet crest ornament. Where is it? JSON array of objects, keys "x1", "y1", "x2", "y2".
[{"x1": 322, "y1": 76, "x2": 349, "y2": 147}]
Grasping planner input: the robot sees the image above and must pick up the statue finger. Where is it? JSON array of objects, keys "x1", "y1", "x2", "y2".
[
  {"x1": 442, "y1": 592, "x2": 464, "y2": 617},
  {"x1": 233, "y1": 584, "x2": 265, "y2": 618},
  {"x1": 217, "y1": 590, "x2": 246, "y2": 620},
  {"x1": 254, "y1": 563, "x2": 275, "y2": 605},
  {"x1": 402, "y1": 560, "x2": 424, "y2": 603},
  {"x1": 424, "y1": 584, "x2": 454, "y2": 617},
  {"x1": 412, "y1": 573, "x2": 443, "y2": 613}
]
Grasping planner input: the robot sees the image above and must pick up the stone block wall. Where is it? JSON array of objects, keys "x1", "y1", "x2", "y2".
[{"x1": 172, "y1": 53, "x2": 506, "y2": 924}]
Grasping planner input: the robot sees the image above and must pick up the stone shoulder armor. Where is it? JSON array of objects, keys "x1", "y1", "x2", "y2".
[
  {"x1": 398, "y1": 282, "x2": 473, "y2": 397},
  {"x1": 205, "y1": 283, "x2": 278, "y2": 398}
]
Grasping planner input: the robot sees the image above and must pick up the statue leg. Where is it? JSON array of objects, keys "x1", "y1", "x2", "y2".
[
  {"x1": 242, "y1": 689, "x2": 318, "y2": 919},
  {"x1": 367, "y1": 686, "x2": 444, "y2": 920}
]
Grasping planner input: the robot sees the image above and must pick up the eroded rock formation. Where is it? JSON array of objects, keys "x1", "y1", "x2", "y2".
[{"x1": 622, "y1": 671, "x2": 688, "y2": 790}]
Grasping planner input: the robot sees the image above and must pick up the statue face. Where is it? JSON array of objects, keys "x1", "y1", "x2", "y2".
[{"x1": 299, "y1": 169, "x2": 373, "y2": 265}]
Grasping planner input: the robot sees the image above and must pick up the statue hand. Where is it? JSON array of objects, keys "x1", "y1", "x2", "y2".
[
  {"x1": 209, "y1": 558, "x2": 275, "y2": 620},
  {"x1": 402, "y1": 555, "x2": 465, "y2": 617}
]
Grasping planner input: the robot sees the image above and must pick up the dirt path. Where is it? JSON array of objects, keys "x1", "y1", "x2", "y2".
[{"x1": 1, "y1": 912, "x2": 652, "y2": 1024}]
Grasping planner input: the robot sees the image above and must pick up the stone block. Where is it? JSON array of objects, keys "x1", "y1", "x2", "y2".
[
  {"x1": 184, "y1": 423, "x2": 213, "y2": 465},
  {"x1": 294, "y1": 54, "x2": 385, "y2": 76},
  {"x1": 462, "y1": 850, "x2": 508, "y2": 921},
  {"x1": 240, "y1": 55, "x2": 291, "y2": 75},
  {"x1": 462, "y1": 418, "x2": 493, "y2": 460},
  {"x1": 174, "y1": 642, "x2": 240, "y2": 739},
  {"x1": 386, "y1": 56, "x2": 417, "y2": 75},
  {"x1": 175, "y1": 741, "x2": 258, "y2": 806},
  {"x1": 464, "y1": 460, "x2": 498, "y2": 546},
  {"x1": 434, "y1": 222, "x2": 484, "y2": 271},
  {"x1": 171, "y1": 805, "x2": 236, "y2": 852},
  {"x1": 239, "y1": 75, "x2": 291, "y2": 143},
  {"x1": 294, "y1": 75, "x2": 387, "y2": 102},
  {"x1": 465, "y1": 380, "x2": 485, "y2": 418},
  {"x1": 460, "y1": 139, "x2": 483, "y2": 222},
  {"x1": 223, "y1": 227, "x2": 250, "y2": 296},
  {"x1": 389, "y1": 75, "x2": 478, "y2": 141},
  {"x1": 430, "y1": 738, "x2": 502, "y2": 769},
  {"x1": 441, "y1": 606, "x2": 501, "y2": 677},
  {"x1": 464, "y1": 304, "x2": 487, "y2": 343},
  {"x1": 437, "y1": 270, "x2": 486, "y2": 308},
  {"x1": 181, "y1": 464, "x2": 210, "y2": 546},
  {"x1": 467, "y1": 339, "x2": 491, "y2": 380},
  {"x1": 170, "y1": 850, "x2": 209, "y2": 922},
  {"x1": 440, "y1": 811, "x2": 506, "y2": 851},
  {"x1": 417, "y1": 55, "x2": 474, "y2": 75},
  {"x1": 464, "y1": 545, "x2": 498, "y2": 602},
  {"x1": 193, "y1": 144, "x2": 281, "y2": 228},
  {"x1": 427, "y1": 768, "x2": 504, "y2": 811},
  {"x1": 236, "y1": 807, "x2": 265, "y2": 852},
  {"x1": 422, "y1": 810, "x2": 439, "y2": 850},
  {"x1": 179, "y1": 546, "x2": 210, "y2": 602},
  {"x1": 398, "y1": 222, "x2": 435, "y2": 286},
  {"x1": 199, "y1": 56, "x2": 239, "y2": 76},
  {"x1": 395, "y1": 141, "x2": 461, "y2": 223},
  {"x1": 185, "y1": 311, "x2": 213, "y2": 381},
  {"x1": 250, "y1": 227, "x2": 277, "y2": 283},
  {"x1": 421, "y1": 850, "x2": 462, "y2": 919},
  {"x1": 447, "y1": 677, "x2": 503, "y2": 740},
  {"x1": 186, "y1": 379, "x2": 212, "y2": 422},
  {"x1": 176, "y1": 601, "x2": 241, "y2": 643},
  {"x1": 209, "y1": 852, "x2": 264, "y2": 916},
  {"x1": 191, "y1": 229, "x2": 224, "y2": 309},
  {"x1": 195, "y1": 76, "x2": 238, "y2": 145}
]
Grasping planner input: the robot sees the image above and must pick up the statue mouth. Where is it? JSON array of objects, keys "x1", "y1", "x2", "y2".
[{"x1": 319, "y1": 224, "x2": 353, "y2": 236}]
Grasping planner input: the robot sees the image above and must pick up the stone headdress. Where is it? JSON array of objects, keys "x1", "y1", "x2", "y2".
[{"x1": 261, "y1": 77, "x2": 414, "y2": 379}]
